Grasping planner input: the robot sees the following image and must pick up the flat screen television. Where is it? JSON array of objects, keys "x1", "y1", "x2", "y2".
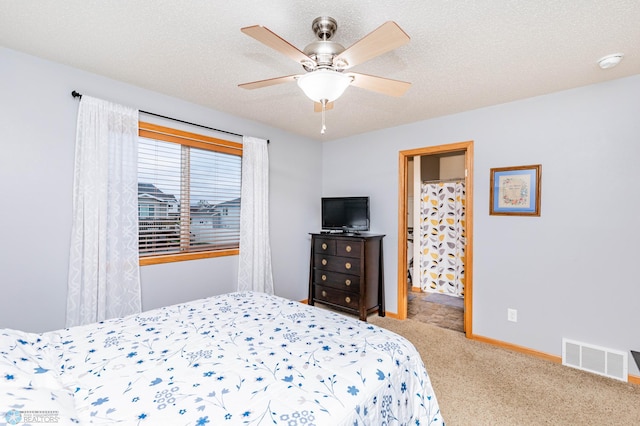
[{"x1": 321, "y1": 196, "x2": 370, "y2": 232}]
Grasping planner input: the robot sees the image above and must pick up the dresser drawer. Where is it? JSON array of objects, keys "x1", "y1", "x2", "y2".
[
  {"x1": 313, "y1": 238, "x2": 336, "y2": 255},
  {"x1": 313, "y1": 254, "x2": 361, "y2": 274},
  {"x1": 314, "y1": 285, "x2": 358, "y2": 310},
  {"x1": 313, "y1": 270, "x2": 360, "y2": 292},
  {"x1": 336, "y1": 240, "x2": 362, "y2": 258}
]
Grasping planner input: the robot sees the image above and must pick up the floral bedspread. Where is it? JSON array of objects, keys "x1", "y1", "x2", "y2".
[{"x1": 1, "y1": 291, "x2": 444, "y2": 425}]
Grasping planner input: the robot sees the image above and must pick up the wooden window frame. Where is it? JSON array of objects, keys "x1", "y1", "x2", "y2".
[{"x1": 138, "y1": 121, "x2": 243, "y2": 266}]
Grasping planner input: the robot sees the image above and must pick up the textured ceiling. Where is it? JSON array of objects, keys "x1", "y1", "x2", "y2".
[{"x1": 1, "y1": 1, "x2": 639, "y2": 141}]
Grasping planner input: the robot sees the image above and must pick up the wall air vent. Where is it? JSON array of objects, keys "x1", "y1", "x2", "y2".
[{"x1": 562, "y1": 338, "x2": 628, "y2": 382}]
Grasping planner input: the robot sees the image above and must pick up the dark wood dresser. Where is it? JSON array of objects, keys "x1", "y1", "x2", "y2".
[{"x1": 308, "y1": 233, "x2": 385, "y2": 321}]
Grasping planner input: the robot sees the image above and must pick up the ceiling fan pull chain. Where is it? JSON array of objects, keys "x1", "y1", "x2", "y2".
[{"x1": 321, "y1": 100, "x2": 327, "y2": 134}]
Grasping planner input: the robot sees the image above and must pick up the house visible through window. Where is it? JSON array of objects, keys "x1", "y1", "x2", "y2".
[{"x1": 138, "y1": 122, "x2": 242, "y2": 264}]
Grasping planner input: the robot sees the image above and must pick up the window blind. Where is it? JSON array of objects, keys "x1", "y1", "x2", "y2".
[{"x1": 138, "y1": 122, "x2": 242, "y2": 260}]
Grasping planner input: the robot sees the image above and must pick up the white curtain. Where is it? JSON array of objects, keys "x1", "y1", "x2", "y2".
[
  {"x1": 66, "y1": 96, "x2": 141, "y2": 327},
  {"x1": 419, "y1": 181, "x2": 466, "y2": 297},
  {"x1": 237, "y1": 136, "x2": 274, "y2": 294}
]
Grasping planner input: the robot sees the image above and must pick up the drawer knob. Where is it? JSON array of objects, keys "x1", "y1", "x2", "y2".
[
  {"x1": 322, "y1": 290, "x2": 327, "y2": 297},
  {"x1": 321, "y1": 274, "x2": 327, "y2": 281},
  {"x1": 322, "y1": 243, "x2": 327, "y2": 250},
  {"x1": 322, "y1": 259, "x2": 327, "y2": 266},
  {"x1": 346, "y1": 245, "x2": 352, "y2": 252},
  {"x1": 345, "y1": 279, "x2": 351, "y2": 286},
  {"x1": 345, "y1": 262, "x2": 351, "y2": 270},
  {"x1": 345, "y1": 296, "x2": 351, "y2": 304}
]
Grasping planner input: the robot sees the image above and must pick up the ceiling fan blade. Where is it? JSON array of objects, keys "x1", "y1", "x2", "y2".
[
  {"x1": 334, "y1": 21, "x2": 410, "y2": 69},
  {"x1": 242, "y1": 25, "x2": 316, "y2": 66},
  {"x1": 314, "y1": 101, "x2": 334, "y2": 112},
  {"x1": 346, "y1": 72, "x2": 411, "y2": 97},
  {"x1": 238, "y1": 74, "x2": 299, "y2": 90}
]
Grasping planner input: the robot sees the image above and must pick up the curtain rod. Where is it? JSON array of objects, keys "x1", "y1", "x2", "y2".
[
  {"x1": 71, "y1": 91, "x2": 269, "y2": 143},
  {"x1": 423, "y1": 178, "x2": 465, "y2": 184}
]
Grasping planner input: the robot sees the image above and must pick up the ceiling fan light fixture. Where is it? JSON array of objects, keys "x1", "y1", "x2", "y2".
[{"x1": 297, "y1": 69, "x2": 352, "y2": 103}]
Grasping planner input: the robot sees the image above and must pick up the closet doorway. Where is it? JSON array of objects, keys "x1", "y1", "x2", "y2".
[{"x1": 397, "y1": 141, "x2": 473, "y2": 337}]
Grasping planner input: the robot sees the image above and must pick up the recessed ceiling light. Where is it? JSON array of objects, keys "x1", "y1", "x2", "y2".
[{"x1": 598, "y1": 53, "x2": 624, "y2": 69}]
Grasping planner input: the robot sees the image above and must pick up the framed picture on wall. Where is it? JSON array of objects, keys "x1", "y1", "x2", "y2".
[{"x1": 490, "y1": 164, "x2": 541, "y2": 216}]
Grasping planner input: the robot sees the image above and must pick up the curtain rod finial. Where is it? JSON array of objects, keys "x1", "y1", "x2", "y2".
[{"x1": 71, "y1": 90, "x2": 82, "y2": 99}]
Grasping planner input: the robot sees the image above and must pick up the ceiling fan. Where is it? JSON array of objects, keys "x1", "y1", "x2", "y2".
[{"x1": 239, "y1": 16, "x2": 411, "y2": 134}]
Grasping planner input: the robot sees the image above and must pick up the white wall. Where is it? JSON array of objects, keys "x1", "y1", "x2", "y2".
[
  {"x1": 0, "y1": 47, "x2": 321, "y2": 332},
  {"x1": 323, "y1": 74, "x2": 640, "y2": 376}
]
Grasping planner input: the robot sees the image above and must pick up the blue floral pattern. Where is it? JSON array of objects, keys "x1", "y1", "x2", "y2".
[{"x1": 1, "y1": 292, "x2": 444, "y2": 425}]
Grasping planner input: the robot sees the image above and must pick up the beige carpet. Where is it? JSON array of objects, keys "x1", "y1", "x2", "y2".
[{"x1": 368, "y1": 316, "x2": 640, "y2": 425}]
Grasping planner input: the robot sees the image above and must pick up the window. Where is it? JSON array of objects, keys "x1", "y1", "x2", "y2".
[
  {"x1": 139, "y1": 204, "x2": 155, "y2": 218},
  {"x1": 138, "y1": 122, "x2": 242, "y2": 265}
]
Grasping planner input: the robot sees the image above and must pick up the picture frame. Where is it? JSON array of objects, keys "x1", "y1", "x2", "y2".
[{"x1": 490, "y1": 164, "x2": 541, "y2": 216}]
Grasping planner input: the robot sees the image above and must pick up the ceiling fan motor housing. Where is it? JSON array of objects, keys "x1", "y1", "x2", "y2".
[
  {"x1": 303, "y1": 41, "x2": 345, "y2": 70},
  {"x1": 303, "y1": 17, "x2": 346, "y2": 71}
]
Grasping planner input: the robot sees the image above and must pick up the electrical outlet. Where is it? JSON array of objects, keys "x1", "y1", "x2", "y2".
[{"x1": 507, "y1": 308, "x2": 518, "y2": 322}]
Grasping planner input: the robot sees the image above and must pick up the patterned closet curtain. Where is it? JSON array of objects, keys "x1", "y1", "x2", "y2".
[{"x1": 419, "y1": 181, "x2": 466, "y2": 297}]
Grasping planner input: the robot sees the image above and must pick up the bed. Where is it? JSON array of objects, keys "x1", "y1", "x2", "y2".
[{"x1": 1, "y1": 291, "x2": 444, "y2": 425}]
